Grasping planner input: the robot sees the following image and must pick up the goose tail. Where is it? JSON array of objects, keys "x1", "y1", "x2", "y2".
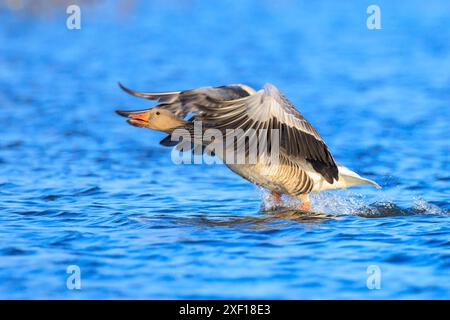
[{"x1": 337, "y1": 165, "x2": 381, "y2": 189}]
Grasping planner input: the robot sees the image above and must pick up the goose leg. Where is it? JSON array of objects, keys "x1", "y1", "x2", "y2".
[
  {"x1": 270, "y1": 190, "x2": 283, "y2": 206},
  {"x1": 298, "y1": 194, "x2": 311, "y2": 211}
]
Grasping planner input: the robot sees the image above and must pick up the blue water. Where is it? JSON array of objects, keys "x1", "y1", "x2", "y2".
[{"x1": 0, "y1": 0, "x2": 449, "y2": 299}]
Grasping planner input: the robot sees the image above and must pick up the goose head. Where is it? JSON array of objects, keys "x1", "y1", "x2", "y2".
[{"x1": 116, "y1": 107, "x2": 186, "y2": 133}]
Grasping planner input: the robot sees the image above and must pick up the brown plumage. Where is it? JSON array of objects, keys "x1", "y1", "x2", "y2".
[{"x1": 116, "y1": 82, "x2": 380, "y2": 211}]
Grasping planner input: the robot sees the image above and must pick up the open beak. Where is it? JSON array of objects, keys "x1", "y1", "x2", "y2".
[{"x1": 115, "y1": 109, "x2": 152, "y2": 128}]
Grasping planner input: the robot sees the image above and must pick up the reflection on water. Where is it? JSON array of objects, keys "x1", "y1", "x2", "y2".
[
  {"x1": 132, "y1": 197, "x2": 448, "y2": 231},
  {"x1": 134, "y1": 211, "x2": 338, "y2": 230},
  {"x1": 0, "y1": 0, "x2": 449, "y2": 299}
]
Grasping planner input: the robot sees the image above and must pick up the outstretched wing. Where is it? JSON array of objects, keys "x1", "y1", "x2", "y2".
[
  {"x1": 118, "y1": 82, "x2": 255, "y2": 118},
  {"x1": 119, "y1": 82, "x2": 338, "y2": 183},
  {"x1": 190, "y1": 83, "x2": 338, "y2": 183}
]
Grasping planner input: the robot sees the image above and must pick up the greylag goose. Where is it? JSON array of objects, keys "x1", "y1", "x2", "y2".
[{"x1": 116, "y1": 83, "x2": 380, "y2": 211}]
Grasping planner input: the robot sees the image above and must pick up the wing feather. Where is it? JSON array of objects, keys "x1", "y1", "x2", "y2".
[
  {"x1": 187, "y1": 83, "x2": 338, "y2": 183},
  {"x1": 119, "y1": 82, "x2": 338, "y2": 183}
]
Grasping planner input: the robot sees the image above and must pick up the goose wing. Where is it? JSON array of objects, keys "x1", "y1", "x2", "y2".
[
  {"x1": 189, "y1": 83, "x2": 338, "y2": 183},
  {"x1": 118, "y1": 82, "x2": 255, "y2": 118},
  {"x1": 119, "y1": 82, "x2": 338, "y2": 183}
]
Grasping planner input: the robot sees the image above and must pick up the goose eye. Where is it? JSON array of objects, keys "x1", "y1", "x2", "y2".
[{"x1": 156, "y1": 111, "x2": 160, "y2": 115}]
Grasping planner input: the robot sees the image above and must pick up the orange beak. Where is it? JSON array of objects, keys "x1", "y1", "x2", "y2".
[{"x1": 116, "y1": 109, "x2": 152, "y2": 128}]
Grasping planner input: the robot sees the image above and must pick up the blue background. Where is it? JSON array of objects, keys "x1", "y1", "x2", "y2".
[{"x1": 0, "y1": 0, "x2": 449, "y2": 299}]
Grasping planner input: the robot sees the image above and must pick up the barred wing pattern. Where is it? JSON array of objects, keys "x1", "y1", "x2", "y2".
[{"x1": 119, "y1": 82, "x2": 338, "y2": 183}]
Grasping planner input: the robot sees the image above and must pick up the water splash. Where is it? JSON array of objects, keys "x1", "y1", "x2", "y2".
[
  {"x1": 260, "y1": 188, "x2": 367, "y2": 215},
  {"x1": 259, "y1": 189, "x2": 447, "y2": 217},
  {"x1": 412, "y1": 198, "x2": 447, "y2": 215}
]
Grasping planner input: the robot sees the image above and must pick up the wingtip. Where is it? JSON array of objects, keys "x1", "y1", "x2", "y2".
[
  {"x1": 118, "y1": 82, "x2": 132, "y2": 93},
  {"x1": 115, "y1": 109, "x2": 130, "y2": 117}
]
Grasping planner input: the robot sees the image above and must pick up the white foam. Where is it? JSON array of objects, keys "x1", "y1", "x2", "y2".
[
  {"x1": 259, "y1": 189, "x2": 447, "y2": 217},
  {"x1": 412, "y1": 198, "x2": 446, "y2": 215}
]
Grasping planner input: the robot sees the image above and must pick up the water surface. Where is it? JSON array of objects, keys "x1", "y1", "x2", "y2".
[{"x1": 0, "y1": 0, "x2": 449, "y2": 299}]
